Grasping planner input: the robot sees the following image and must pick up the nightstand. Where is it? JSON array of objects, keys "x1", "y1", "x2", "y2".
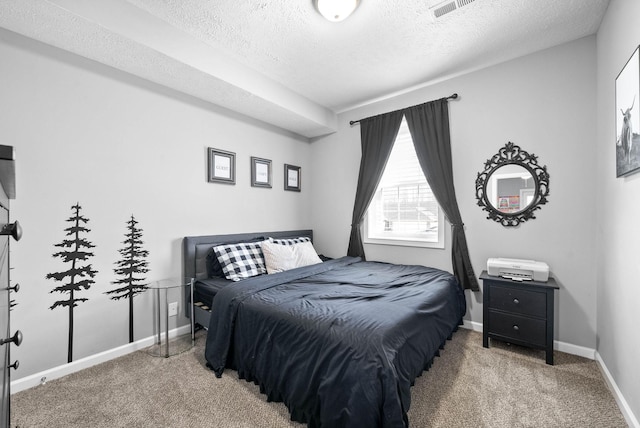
[
  {"x1": 480, "y1": 271, "x2": 559, "y2": 365},
  {"x1": 147, "y1": 278, "x2": 195, "y2": 358}
]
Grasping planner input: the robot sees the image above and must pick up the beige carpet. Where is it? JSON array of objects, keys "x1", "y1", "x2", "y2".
[{"x1": 11, "y1": 329, "x2": 627, "y2": 427}]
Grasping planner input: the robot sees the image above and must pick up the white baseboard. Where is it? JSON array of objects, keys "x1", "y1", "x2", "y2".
[
  {"x1": 595, "y1": 352, "x2": 640, "y2": 428},
  {"x1": 554, "y1": 340, "x2": 595, "y2": 359},
  {"x1": 11, "y1": 325, "x2": 192, "y2": 394},
  {"x1": 460, "y1": 320, "x2": 595, "y2": 359},
  {"x1": 461, "y1": 319, "x2": 483, "y2": 332}
]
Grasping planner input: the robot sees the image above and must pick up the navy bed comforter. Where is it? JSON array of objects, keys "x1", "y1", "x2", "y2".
[{"x1": 205, "y1": 257, "x2": 466, "y2": 427}]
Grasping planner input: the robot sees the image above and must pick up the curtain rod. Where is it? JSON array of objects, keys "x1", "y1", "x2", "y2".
[{"x1": 348, "y1": 93, "x2": 458, "y2": 126}]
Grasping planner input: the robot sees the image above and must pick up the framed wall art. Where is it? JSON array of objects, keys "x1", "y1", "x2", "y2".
[
  {"x1": 284, "y1": 164, "x2": 301, "y2": 192},
  {"x1": 251, "y1": 157, "x2": 272, "y2": 188},
  {"x1": 615, "y1": 45, "x2": 640, "y2": 177},
  {"x1": 208, "y1": 148, "x2": 236, "y2": 184}
]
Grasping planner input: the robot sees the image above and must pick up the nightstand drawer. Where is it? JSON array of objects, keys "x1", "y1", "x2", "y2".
[
  {"x1": 489, "y1": 285, "x2": 546, "y2": 317},
  {"x1": 488, "y1": 311, "x2": 546, "y2": 347}
]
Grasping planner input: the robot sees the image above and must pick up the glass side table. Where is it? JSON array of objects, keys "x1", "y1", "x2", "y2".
[{"x1": 147, "y1": 278, "x2": 195, "y2": 358}]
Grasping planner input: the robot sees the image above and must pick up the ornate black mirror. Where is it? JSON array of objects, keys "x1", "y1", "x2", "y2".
[{"x1": 475, "y1": 142, "x2": 550, "y2": 227}]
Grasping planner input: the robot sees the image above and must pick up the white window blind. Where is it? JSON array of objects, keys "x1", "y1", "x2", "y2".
[{"x1": 365, "y1": 117, "x2": 444, "y2": 248}]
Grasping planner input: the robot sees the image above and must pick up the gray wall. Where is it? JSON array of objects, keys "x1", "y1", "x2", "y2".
[
  {"x1": 0, "y1": 29, "x2": 313, "y2": 379},
  {"x1": 310, "y1": 36, "x2": 599, "y2": 350},
  {"x1": 596, "y1": 0, "x2": 640, "y2": 420}
]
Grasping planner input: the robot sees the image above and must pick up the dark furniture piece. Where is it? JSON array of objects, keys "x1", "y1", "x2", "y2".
[
  {"x1": 183, "y1": 229, "x2": 313, "y2": 331},
  {"x1": 184, "y1": 230, "x2": 466, "y2": 427},
  {"x1": 481, "y1": 270, "x2": 559, "y2": 365},
  {"x1": 0, "y1": 145, "x2": 21, "y2": 428}
]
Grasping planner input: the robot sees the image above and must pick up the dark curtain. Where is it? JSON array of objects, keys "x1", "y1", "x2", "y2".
[
  {"x1": 404, "y1": 99, "x2": 479, "y2": 291},
  {"x1": 347, "y1": 111, "x2": 404, "y2": 258}
]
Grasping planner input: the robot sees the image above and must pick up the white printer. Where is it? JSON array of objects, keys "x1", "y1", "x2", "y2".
[{"x1": 487, "y1": 258, "x2": 549, "y2": 282}]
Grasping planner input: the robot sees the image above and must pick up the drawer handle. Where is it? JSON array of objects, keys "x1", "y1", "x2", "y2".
[
  {"x1": 1, "y1": 330, "x2": 23, "y2": 347},
  {"x1": 0, "y1": 220, "x2": 22, "y2": 241},
  {"x1": 512, "y1": 325, "x2": 519, "y2": 331},
  {"x1": 513, "y1": 298, "x2": 520, "y2": 304}
]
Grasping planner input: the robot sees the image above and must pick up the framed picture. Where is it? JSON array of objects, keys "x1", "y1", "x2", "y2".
[
  {"x1": 208, "y1": 148, "x2": 236, "y2": 184},
  {"x1": 615, "y1": 45, "x2": 640, "y2": 177},
  {"x1": 251, "y1": 157, "x2": 272, "y2": 188},
  {"x1": 284, "y1": 164, "x2": 301, "y2": 192}
]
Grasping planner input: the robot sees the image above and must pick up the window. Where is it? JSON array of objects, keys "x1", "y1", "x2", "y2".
[{"x1": 364, "y1": 118, "x2": 444, "y2": 248}]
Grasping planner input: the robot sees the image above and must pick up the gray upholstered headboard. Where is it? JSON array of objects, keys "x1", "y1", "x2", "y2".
[
  {"x1": 182, "y1": 230, "x2": 313, "y2": 319},
  {"x1": 183, "y1": 229, "x2": 313, "y2": 281}
]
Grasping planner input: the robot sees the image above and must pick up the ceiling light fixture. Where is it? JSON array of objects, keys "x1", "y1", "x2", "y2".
[{"x1": 314, "y1": 0, "x2": 360, "y2": 22}]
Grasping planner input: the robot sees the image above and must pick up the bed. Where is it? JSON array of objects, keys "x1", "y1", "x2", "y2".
[
  {"x1": 183, "y1": 230, "x2": 316, "y2": 328},
  {"x1": 183, "y1": 230, "x2": 466, "y2": 428}
]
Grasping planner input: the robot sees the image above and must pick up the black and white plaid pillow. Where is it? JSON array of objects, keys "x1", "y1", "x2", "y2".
[
  {"x1": 269, "y1": 236, "x2": 311, "y2": 246},
  {"x1": 213, "y1": 241, "x2": 267, "y2": 281}
]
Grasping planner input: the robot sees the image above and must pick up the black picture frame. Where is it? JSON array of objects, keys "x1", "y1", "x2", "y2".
[
  {"x1": 207, "y1": 148, "x2": 236, "y2": 184},
  {"x1": 284, "y1": 164, "x2": 301, "y2": 192},
  {"x1": 615, "y1": 45, "x2": 640, "y2": 177},
  {"x1": 251, "y1": 157, "x2": 272, "y2": 188}
]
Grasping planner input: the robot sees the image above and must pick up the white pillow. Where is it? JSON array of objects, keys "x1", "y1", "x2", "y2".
[
  {"x1": 261, "y1": 240, "x2": 322, "y2": 274},
  {"x1": 291, "y1": 241, "x2": 323, "y2": 268}
]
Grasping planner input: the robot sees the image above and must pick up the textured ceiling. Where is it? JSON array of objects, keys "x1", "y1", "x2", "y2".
[{"x1": 0, "y1": 0, "x2": 610, "y2": 138}]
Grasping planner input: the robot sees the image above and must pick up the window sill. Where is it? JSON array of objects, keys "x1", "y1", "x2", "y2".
[{"x1": 364, "y1": 237, "x2": 444, "y2": 250}]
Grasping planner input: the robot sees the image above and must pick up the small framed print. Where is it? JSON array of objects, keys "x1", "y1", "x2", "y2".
[
  {"x1": 208, "y1": 148, "x2": 236, "y2": 184},
  {"x1": 615, "y1": 45, "x2": 640, "y2": 177},
  {"x1": 284, "y1": 164, "x2": 301, "y2": 192},
  {"x1": 251, "y1": 157, "x2": 272, "y2": 188}
]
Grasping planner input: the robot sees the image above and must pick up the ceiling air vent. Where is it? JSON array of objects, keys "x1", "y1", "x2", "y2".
[{"x1": 430, "y1": 0, "x2": 476, "y2": 19}]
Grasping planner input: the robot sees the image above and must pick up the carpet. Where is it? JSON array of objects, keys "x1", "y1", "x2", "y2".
[{"x1": 11, "y1": 329, "x2": 627, "y2": 427}]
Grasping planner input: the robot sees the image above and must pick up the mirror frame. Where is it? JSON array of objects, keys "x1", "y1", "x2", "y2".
[{"x1": 475, "y1": 142, "x2": 550, "y2": 227}]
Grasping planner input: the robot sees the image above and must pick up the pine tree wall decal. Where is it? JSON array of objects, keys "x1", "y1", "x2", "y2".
[
  {"x1": 46, "y1": 203, "x2": 97, "y2": 363},
  {"x1": 105, "y1": 215, "x2": 149, "y2": 343}
]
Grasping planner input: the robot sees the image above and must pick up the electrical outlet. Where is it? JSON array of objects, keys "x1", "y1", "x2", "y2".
[{"x1": 168, "y1": 302, "x2": 178, "y2": 317}]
